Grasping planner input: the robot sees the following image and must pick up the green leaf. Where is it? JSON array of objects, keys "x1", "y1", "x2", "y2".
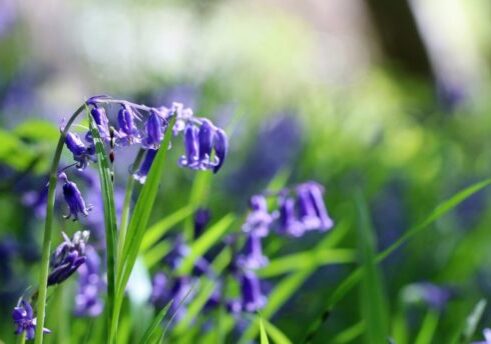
[
  {"x1": 414, "y1": 310, "x2": 439, "y2": 344},
  {"x1": 258, "y1": 249, "x2": 355, "y2": 278},
  {"x1": 140, "y1": 206, "x2": 193, "y2": 252},
  {"x1": 262, "y1": 319, "x2": 292, "y2": 344},
  {"x1": 89, "y1": 115, "x2": 118, "y2": 336},
  {"x1": 176, "y1": 214, "x2": 236, "y2": 275},
  {"x1": 332, "y1": 322, "x2": 365, "y2": 344},
  {"x1": 355, "y1": 192, "x2": 389, "y2": 344},
  {"x1": 301, "y1": 178, "x2": 491, "y2": 343},
  {"x1": 138, "y1": 301, "x2": 173, "y2": 344},
  {"x1": 143, "y1": 241, "x2": 172, "y2": 269},
  {"x1": 111, "y1": 116, "x2": 177, "y2": 343},
  {"x1": 259, "y1": 317, "x2": 270, "y2": 344},
  {"x1": 456, "y1": 299, "x2": 487, "y2": 344}
]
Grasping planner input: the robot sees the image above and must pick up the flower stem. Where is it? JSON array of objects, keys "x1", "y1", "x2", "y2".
[
  {"x1": 117, "y1": 148, "x2": 145, "y2": 261},
  {"x1": 34, "y1": 104, "x2": 85, "y2": 344}
]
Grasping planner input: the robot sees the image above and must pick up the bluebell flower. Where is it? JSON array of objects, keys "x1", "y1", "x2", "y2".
[
  {"x1": 85, "y1": 106, "x2": 110, "y2": 143},
  {"x1": 179, "y1": 124, "x2": 199, "y2": 169},
  {"x1": 74, "y1": 246, "x2": 104, "y2": 317},
  {"x1": 240, "y1": 271, "x2": 266, "y2": 312},
  {"x1": 48, "y1": 231, "x2": 89, "y2": 286},
  {"x1": 237, "y1": 234, "x2": 268, "y2": 270},
  {"x1": 22, "y1": 184, "x2": 48, "y2": 219},
  {"x1": 12, "y1": 300, "x2": 51, "y2": 340},
  {"x1": 171, "y1": 103, "x2": 194, "y2": 135},
  {"x1": 65, "y1": 132, "x2": 96, "y2": 170},
  {"x1": 241, "y1": 195, "x2": 274, "y2": 237},
  {"x1": 133, "y1": 149, "x2": 158, "y2": 184},
  {"x1": 164, "y1": 236, "x2": 212, "y2": 277},
  {"x1": 198, "y1": 119, "x2": 214, "y2": 165},
  {"x1": 59, "y1": 173, "x2": 92, "y2": 221},
  {"x1": 150, "y1": 272, "x2": 169, "y2": 309},
  {"x1": 473, "y1": 328, "x2": 491, "y2": 344},
  {"x1": 403, "y1": 282, "x2": 454, "y2": 311},
  {"x1": 166, "y1": 276, "x2": 194, "y2": 321},
  {"x1": 296, "y1": 182, "x2": 333, "y2": 231},
  {"x1": 212, "y1": 128, "x2": 228, "y2": 173},
  {"x1": 117, "y1": 105, "x2": 140, "y2": 145},
  {"x1": 277, "y1": 196, "x2": 305, "y2": 237},
  {"x1": 194, "y1": 208, "x2": 211, "y2": 239},
  {"x1": 142, "y1": 110, "x2": 165, "y2": 149}
]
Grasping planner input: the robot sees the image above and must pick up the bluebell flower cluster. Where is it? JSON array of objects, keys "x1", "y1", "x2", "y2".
[
  {"x1": 12, "y1": 300, "x2": 50, "y2": 340},
  {"x1": 48, "y1": 231, "x2": 89, "y2": 286}
]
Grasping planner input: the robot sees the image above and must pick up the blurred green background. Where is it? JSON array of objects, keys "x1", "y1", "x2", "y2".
[{"x1": 1, "y1": 0, "x2": 491, "y2": 343}]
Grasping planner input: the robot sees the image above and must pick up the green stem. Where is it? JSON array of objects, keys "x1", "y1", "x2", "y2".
[
  {"x1": 17, "y1": 331, "x2": 26, "y2": 344},
  {"x1": 117, "y1": 148, "x2": 145, "y2": 260},
  {"x1": 34, "y1": 104, "x2": 86, "y2": 344}
]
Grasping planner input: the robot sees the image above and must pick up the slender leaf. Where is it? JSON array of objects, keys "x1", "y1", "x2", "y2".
[
  {"x1": 456, "y1": 299, "x2": 487, "y2": 344},
  {"x1": 140, "y1": 206, "x2": 193, "y2": 252},
  {"x1": 139, "y1": 301, "x2": 174, "y2": 344},
  {"x1": 332, "y1": 322, "x2": 365, "y2": 344},
  {"x1": 143, "y1": 241, "x2": 172, "y2": 269},
  {"x1": 414, "y1": 310, "x2": 439, "y2": 344},
  {"x1": 356, "y1": 192, "x2": 389, "y2": 344},
  {"x1": 90, "y1": 116, "x2": 118, "y2": 335},
  {"x1": 263, "y1": 319, "x2": 293, "y2": 344},
  {"x1": 259, "y1": 317, "x2": 270, "y2": 344},
  {"x1": 176, "y1": 214, "x2": 236, "y2": 275}
]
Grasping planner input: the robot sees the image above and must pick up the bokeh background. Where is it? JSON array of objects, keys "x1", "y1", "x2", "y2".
[{"x1": 1, "y1": 0, "x2": 491, "y2": 343}]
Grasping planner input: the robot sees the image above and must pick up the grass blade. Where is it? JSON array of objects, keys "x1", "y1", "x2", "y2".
[
  {"x1": 176, "y1": 214, "x2": 236, "y2": 275},
  {"x1": 263, "y1": 318, "x2": 293, "y2": 344},
  {"x1": 90, "y1": 115, "x2": 118, "y2": 336},
  {"x1": 332, "y1": 321, "x2": 365, "y2": 344},
  {"x1": 138, "y1": 301, "x2": 174, "y2": 344},
  {"x1": 414, "y1": 310, "x2": 439, "y2": 344},
  {"x1": 456, "y1": 299, "x2": 487, "y2": 344},
  {"x1": 355, "y1": 192, "x2": 389, "y2": 344},
  {"x1": 111, "y1": 116, "x2": 176, "y2": 343},
  {"x1": 259, "y1": 317, "x2": 270, "y2": 344}
]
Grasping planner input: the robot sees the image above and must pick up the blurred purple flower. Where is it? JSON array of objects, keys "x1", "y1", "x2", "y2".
[
  {"x1": 12, "y1": 300, "x2": 51, "y2": 340},
  {"x1": 277, "y1": 196, "x2": 305, "y2": 237},
  {"x1": 133, "y1": 149, "x2": 158, "y2": 184},
  {"x1": 142, "y1": 110, "x2": 165, "y2": 149},
  {"x1": 296, "y1": 181, "x2": 333, "y2": 231},
  {"x1": 74, "y1": 246, "x2": 104, "y2": 317},
  {"x1": 241, "y1": 195, "x2": 274, "y2": 237},
  {"x1": 237, "y1": 234, "x2": 268, "y2": 270},
  {"x1": 150, "y1": 272, "x2": 169, "y2": 309},
  {"x1": 240, "y1": 271, "x2": 266, "y2": 312},
  {"x1": 194, "y1": 208, "x2": 211, "y2": 239},
  {"x1": 117, "y1": 105, "x2": 141, "y2": 146}
]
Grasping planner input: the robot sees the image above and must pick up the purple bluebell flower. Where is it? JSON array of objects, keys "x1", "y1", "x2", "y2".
[
  {"x1": 142, "y1": 110, "x2": 165, "y2": 149},
  {"x1": 179, "y1": 124, "x2": 199, "y2": 169},
  {"x1": 172, "y1": 103, "x2": 194, "y2": 135},
  {"x1": 65, "y1": 132, "x2": 95, "y2": 170},
  {"x1": 473, "y1": 328, "x2": 491, "y2": 344},
  {"x1": 240, "y1": 271, "x2": 266, "y2": 312},
  {"x1": 22, "y1": 184, "x2": 48, "y2": 219},
  {"x1": 226, "y1": 299, "x2": 242, "y2": 314},
  {"x1": 48, "y1": 231, "x2": 89, "y2": 286},
  {"x1": 164, "y1": 236, "x2": 212, "y2": 277},
  {"x1": 133, "y1": 149, "x2": 158, "y2": 184},
  {"x1": 198, "y1": 119, "x2": 214, "y2": 163},
  {"x1": 87, "y1": 106, "x2": 110, "y2": 142},
  {"x1": 194, "y1": 208, "x2": 211, "y2": 239},
  {"x1": 277, "y1": 196, "x2": 305, "y2": 237},
  {"x1": 117, "y1": 105, "x2": 140, "y2": 145},
  {"x1": 402, "y1": 282, "x2": 454, "y2": 311},
  {"x1": 12, "y1": 300, "x2": 51, "y2": 340},
  {"x1": 150, "y1": 272, "x2": 169, "y2": 309},
  {"x1": 237, "y1": 234, "x2": 268, "y2": 270},
  {"x1": 300, "y1": 182, "x2": 333, "y2": 231},
  {"x1": 241, "y1": 195, "x2": 274, "y2": 237},
  {"x1": 59, "y1": 173, "x2": 92, "y2": 221},
  {"x1": 213, "y1": 128, "x2": 228, "y2": 173},
  {"x1": 169, "y1": 276, "x2": 194, "y2": 320},
  {"x1": 74, "y1": 246, "x2": 104, "y2": 317}
]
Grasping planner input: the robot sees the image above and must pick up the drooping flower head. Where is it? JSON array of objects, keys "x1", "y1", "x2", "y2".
[
  {"x1": 88, "y1": 105, "x2": 110, "y2": 142},
  {"x1": 117, "y1": 104, "x2": 141, "y2": 145},
  {"x1": 237, "y1": 234, "x2": 268, "y2": 270},
  {"x1": 48, "y1": 231, "x2": 89, "y2": 286},
  {"x1": 194, "y1": 208, "x2": 211, "y2": 239},
  {"x1": 133, "y1": 149, "x2": 158, "y2": 184},
  {"x1": 240, "y1": 271, "x2": 266, "y2": 312},
  {"x1": 277, "y1": 196, "x2": 305, "y2": 237},
  {"x1": 59, "y1": 172, "x2": 92, "y2": 221},
  {"x1": 12, "y1": 300, "x2": 51, "y2": 340},
  {"x1": 297, "y1": 181, "x2": 333, "y2": 231},
  {"x1": 74, "y1": 245, "x2": 104, "y2": 317},
  {"x1": 242, "y1": 195, "x2": 274, "y2": 237},
  {"x1": 65, "y1": 132, "x2": 96, "y2": 170},
  {"x1": 142, "y1": 110, "x2": 165, "y2": 149}
]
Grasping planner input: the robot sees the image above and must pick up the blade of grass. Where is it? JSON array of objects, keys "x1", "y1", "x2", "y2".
[
  {"x1": 259, "y1": 317, "x2": 270, "y2": 344},
  {"x1": 258, "y1": 249, "x2": 355, "y2": 278},
  {"x1": 140, "y1": 206, "x2": 193, "y2": 252},
  {"x1": 176, "y1": 214, "x2": 236, "y2": 275},
  {"x1": 332, "y1": 321, "x2": 365, "y2": 344},
  {"x1": 138, "y1": 301, "x2": 174, "y2": 344},
  {"x1": 455, "y1": 299, "x2": 487, "y2": 344},
  {"x1": 184, "y1": 171, "x2": 213, "y2": 240},
  {"x1": 111, "y1": 116, "x2": 176, "y2": 343},
  {"x1": 90, "y1": 113, "x2": 119, "y2": 339},
  {"x1": 263, "y1": 318, "x2": 292, "y2": 344},
  {"x1": 143, "y1": 241, "x2": 172, "y2": 269},
  {"x1": 414, "y1": 310, "x2": 439, "y2": 344},
  {"x1": 302, "y1": 178, "x2": 491, "y2": 343},
  {"x1": 355, "y1": 192, "x2": 389, "y2": 344}
]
